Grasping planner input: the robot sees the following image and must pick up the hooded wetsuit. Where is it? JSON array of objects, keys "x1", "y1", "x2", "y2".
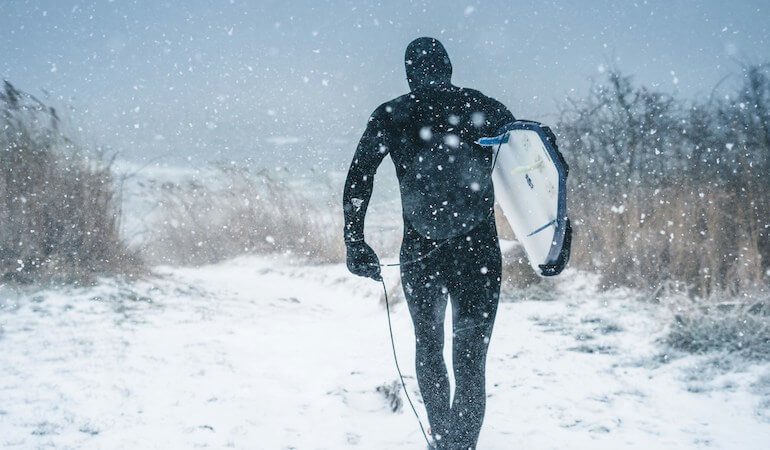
[{"x1": 342, "y1": 37, "x2": 514, "y2": 449}]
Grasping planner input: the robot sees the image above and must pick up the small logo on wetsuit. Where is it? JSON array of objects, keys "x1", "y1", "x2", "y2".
[{"x1": 525, "y1": 174, "x2": 534, "y2": 189}]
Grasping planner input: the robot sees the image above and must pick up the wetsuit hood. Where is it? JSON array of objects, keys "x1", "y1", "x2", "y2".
[{"x1": 405, "y1": 37, "x2": 452, "y2": 91}]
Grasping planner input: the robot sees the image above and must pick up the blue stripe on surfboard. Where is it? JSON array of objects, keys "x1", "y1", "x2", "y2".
[
  {"x1": 477, "y1": 133, "x2": 510, "y2": 147},
  {"x1": 527, "y1": 219, "x2": 557, "y2": 237}
]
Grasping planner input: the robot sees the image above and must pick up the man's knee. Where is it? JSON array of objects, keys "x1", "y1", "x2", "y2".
[
  {"x1": 453, "y1": 314, "x2": 493, "y2": 346},
  {"x1": 452, "y1": 322, "x2": 491, "y2": 375},
  {"x1": 415, "y1": 333, "x2": 444, "y2": 362}
]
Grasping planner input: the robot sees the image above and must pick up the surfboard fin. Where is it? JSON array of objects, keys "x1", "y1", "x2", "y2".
[{"x1": 539, "y1": 218, "x2": 572, "y2": 276}]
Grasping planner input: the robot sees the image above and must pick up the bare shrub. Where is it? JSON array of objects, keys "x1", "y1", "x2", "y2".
[
  {"x1": 375, "y1": 380, "x2": 403, "y2": 413},
  {"x1": 557, "y1": 66, "x2": 770, "y2": 298},
  {"x1": 0, "y1": 81, "x2": 143, "y2": 284},
  {"x1": 143, "y1": 165, "x2": 345, "y2": 265}
]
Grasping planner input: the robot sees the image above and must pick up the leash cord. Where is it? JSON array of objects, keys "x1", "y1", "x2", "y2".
[
  {"x1": 375, "y1": 233, "x2": 456, "y2": 449},
  {"x1": 380, "y1": 278, "x2": 434, "y2": 448}
]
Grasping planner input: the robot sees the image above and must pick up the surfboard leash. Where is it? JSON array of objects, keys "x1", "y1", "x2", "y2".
[
  {"x1": 370, "y1": 230, "x2": 468, "y2": 449},
  {"x1": 379, "y1": 278, "x2": 434, "y2": 449},
  {"x1": 372, "y1": 240, "x2": 452, "y2": 449},
  {"x1": 490, "y1": 130, "x2": 506, "y2": 172}
]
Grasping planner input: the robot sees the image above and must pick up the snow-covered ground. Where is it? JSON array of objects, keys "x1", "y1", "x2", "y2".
[{"x1": 1, "y1": 256, "x2": 768, "y2": 449}]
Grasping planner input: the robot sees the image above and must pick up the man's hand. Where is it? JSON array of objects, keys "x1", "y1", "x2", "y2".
[{"x1": 345, "y1": 241, "x2": 382, "y2": 281}]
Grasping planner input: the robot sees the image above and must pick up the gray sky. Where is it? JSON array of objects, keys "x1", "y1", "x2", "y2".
[{"x1": 1, "y1": 0, "x2": 767, "y2": 169}]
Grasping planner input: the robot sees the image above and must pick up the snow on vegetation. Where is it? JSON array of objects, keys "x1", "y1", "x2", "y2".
[{"x1": 664, "y1": 293, "x2": 770, "y2": 360}]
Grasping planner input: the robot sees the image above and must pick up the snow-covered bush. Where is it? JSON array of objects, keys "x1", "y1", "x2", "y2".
[
  {"x1": 0, "y1": 81, "x2": 143, "y2": 284},
  {"x1": 665, "y1": 293, "x2": 770, "y2": 360},
  {"x1": 143, "y1": 164, "x2": 344, "y2": 265},
  {"x1": 558, "y1": 66, "x2": 770, "y2": 298}
]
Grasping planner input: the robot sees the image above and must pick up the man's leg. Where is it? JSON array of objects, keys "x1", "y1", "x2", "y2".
[
  {"x1": 401, "y1": 260, "x2": 452, "y2": 446},
  {"x1": 446, "y1": 227, "x2": 502, "y2": 449}
]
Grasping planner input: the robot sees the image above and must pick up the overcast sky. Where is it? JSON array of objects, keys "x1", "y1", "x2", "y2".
[{"x1": 1, "y1": 0, "x2": 768, "y2": 169}]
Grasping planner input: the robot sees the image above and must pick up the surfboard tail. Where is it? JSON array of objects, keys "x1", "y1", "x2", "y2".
[{"x1": 539, "y1": 218, "x2": 572, "y2": 276}]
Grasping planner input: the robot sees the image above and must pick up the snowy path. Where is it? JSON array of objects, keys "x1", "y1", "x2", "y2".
[{"x1": 0, "y1": 256, "x2": 768, "y2": 449}]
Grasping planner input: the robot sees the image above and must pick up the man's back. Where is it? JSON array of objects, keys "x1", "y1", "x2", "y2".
[
  {"x1": 373, "y1": 85, "x2": 513, "y2": 240},
  {"x1": 344, "y1": 37, "x2": 514, "y2": 243}
]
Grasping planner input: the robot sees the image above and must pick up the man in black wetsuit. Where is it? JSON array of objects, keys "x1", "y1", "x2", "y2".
[{"x1": 342, "y1": 37, "x2": 514, "y2": 450}]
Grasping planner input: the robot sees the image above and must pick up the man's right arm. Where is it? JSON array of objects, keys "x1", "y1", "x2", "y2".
[
  {"x1": 342, "y1": 106, "x2": 390, "y2": 244},
  {"x1": 341, "y1": 106, "x2": 391, "y2": 279}
]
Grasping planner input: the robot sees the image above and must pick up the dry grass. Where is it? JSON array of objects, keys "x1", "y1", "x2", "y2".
[
  {"x1": 143, "y1": 165, "x2": 345, "y2": 266},
  {"x1": 0, "y1": 81, "x2": 144, "y2": 284},
  {"x1": 569, "y1": 183, "x2": 768, "y2": 298}
]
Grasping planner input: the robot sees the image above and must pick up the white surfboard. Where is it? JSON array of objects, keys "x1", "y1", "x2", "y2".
[{"x1": 478, "y1": 121, "x2": 571, "y2": 276}]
